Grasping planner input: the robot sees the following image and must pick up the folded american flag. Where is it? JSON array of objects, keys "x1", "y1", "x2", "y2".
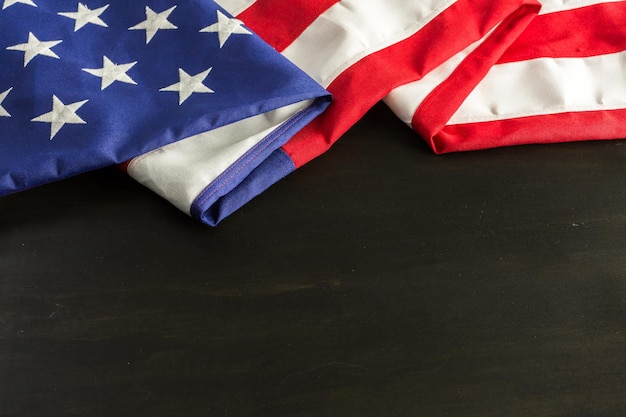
[
  {"x1": 127, "y1": 0, "x2": 626, "y2": 225},
  {"x1": 0, "y1": 0, "x2": 330, "y2": 220},
  {"x1": 4, "y1": 0, "x2": 626, "y2": 226}
]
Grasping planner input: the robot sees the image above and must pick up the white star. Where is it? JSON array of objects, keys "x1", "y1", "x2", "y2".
[
  {"x1": 200, "y1": 10, "x2": 251, "y2": 48},
  {"x1": 6, "y1": 32, "x2": 62, "y2": 67},
  {"x1": 58, "y1": 3, "x2": 109, "y2": 32},
  {"x1": 160, "y1": 67, "x2": 214, "y2": 105},
  {"x1": 83, "y1": 56, "x2": 137, "y2": 90},
  {"x1": 129, "y1": 5, "x2": 177, "y2": 44},
  {"x1": 0, "y1": 87, "x2": 12, "y2": 117},
  {"x1": 31, "y1": 96, "x2": 88, "y2": 140},
  {"x1": 2, "y1": 0, "x2": 37, "y2": 10}
]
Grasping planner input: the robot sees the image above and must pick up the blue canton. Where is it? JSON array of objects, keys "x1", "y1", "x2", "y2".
[{"x1": 0, "y1": 0, "x2": 329, "y2": 195}]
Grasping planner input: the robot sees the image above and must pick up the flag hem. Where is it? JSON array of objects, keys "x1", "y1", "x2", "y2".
[{"x1": 189, "y1": 96, "x2": 329, "y2": 225}]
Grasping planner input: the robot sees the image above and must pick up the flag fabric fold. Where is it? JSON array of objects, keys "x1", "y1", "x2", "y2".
[
  {"x1": 0, "y1": 0, "x2": 331, "y2": 213},
  {"x1": 215, "y1": 0, "x2": 545, "y2": 168},
  {"x1": 186, "y1": 0, "x2": 624, "y2": 224},
  {"x1": 5, "y1": 0, "x2": 626, "y2": 226},
  {"x1": 384, "y1": 0, "x2": 626, "y2": 153},
  {"x1": 135, "y1": 0, "x2": 545, "y2": 225}
]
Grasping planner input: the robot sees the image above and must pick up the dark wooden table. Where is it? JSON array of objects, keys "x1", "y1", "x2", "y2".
[{"x1": 2, "y1": 103, "x2": 626, "y2": 416}]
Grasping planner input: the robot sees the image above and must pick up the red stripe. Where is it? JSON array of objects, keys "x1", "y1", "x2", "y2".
[
  {"x1": 237, "y1": 0, "x2": 340, "y2": 52},
  {"x1": 431, "y1": 109, "x2": 626, "y2": 153},
  {"x1": 282, "y1": 0, "x2": 539, "y2": 168},
  {"x1": 499, "y1": 1, "x2": 626, "y2": 62}
]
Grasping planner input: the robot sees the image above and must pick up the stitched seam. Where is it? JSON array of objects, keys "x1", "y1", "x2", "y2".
[
  {"x1": 450, "y1": 101, "x2": 626, "y2": 124},
  {"x1": 128, "y1": 101, "x2": 312, "y2": 173},
  {"x1": 193, "y1": 104, "x2": 314, "y2": 209}
]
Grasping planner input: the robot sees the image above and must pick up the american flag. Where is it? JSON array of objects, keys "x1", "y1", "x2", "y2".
[
  {"x1": 0, "y1": 0, "x2": 329, "y2": 204},
  {"x1": 4, "y1": 0, "x2": 626, "y2": 226},
  {"x1": 127, "y1": 0, "x2": 626, "y2": 225}
]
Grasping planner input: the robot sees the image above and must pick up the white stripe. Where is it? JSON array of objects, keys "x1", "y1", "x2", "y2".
[
  {"x1": 383, "y1": 33, "x2": 487, "y2": 125},
  {"x1": 449, "y1": 50, "x2": 626, "y2": 124},
  {"x1": 214, "y1": 0, "x2": 256, "y2": 16},
  {"x1": 128, "y1": 100, "x2": 312, "y2": 214},
  {"x1": 539, "y1": 0, "x2": 624, "y2": 15},
  {"x1": 282, "y1": 0, "x2": 456, "y2": 87}
]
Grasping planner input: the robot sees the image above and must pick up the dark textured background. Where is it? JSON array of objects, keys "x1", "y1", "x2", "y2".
[{"x1": 2, "y1": 103, "x2": 626, "y2": 416}]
